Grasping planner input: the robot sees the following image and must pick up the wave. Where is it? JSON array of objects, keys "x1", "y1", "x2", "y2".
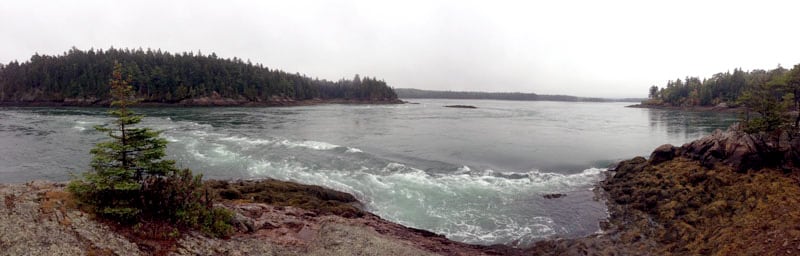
[
  {"x1": 160, "y1": 130, "x2": 606, "y2": 247},
  {"x1": 345, "y1": 147, "x2": 363, "y2": 153},
  {"x1": 216, "y1": 134, "x2": 342, "y2": 151},
  {"x1": 245, "y1": 159, "x2": 605, "y2": 246}
]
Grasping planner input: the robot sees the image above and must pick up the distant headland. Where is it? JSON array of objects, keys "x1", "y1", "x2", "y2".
[{"x1": 395, "y1": 88, "x2": 643, "y2": 102}]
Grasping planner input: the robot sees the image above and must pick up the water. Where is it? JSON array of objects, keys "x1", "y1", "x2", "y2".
[{"x1": 0, "y1": 99, "x2": 737, "y2": 247}]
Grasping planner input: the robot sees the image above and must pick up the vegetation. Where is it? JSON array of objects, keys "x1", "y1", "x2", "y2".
[
  {"x1": 394, "y1": 88, "x2": 641, "y2": 102},
  {"x1": 68, "y1": 62, "x2": 233, "y2": 237},
  {"x1": 605, "y1": 156, "x2": 800, "y2": 255},
  {"x1": 205, "y1": 179, "x2": 364, "y2": 218},
  {"x1": 645, "y1": 64, "x2": 800, "y2": 133},
  {"x1": 0, "y1": 47, "x2": 397, "y2": 104}
]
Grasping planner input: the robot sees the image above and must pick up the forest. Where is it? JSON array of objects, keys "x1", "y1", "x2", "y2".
[
  {"x1": 645, "y1": 64, "x2": 800, "y2": 107},
  {"x1": 0, "y1": 47, "x2": 398, "y2": 105},
  {"x1": 645, "y1": 64, "x2": 800, "y2": 132}
]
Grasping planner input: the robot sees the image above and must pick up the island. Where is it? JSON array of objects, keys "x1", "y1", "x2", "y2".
[
  {"x1": 0, "y1": 48, "x2": 401, "y2": 107},
  {"x1": 631, "y1": 64, "x2": 800, "y2": 115}
]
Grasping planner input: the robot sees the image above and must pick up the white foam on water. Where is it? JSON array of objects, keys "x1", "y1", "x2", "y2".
[
  {"x1": 72, "y1": 120, "x2": 98, "y2": 131},
  {"x1": 217, "y1": 135, "x2": 342, "y2": 151},
  {"x1": 218, "y1": 136, "x2": 273, "y2": 145},
  {"x1": 278, "y1": 139, "x2": 339, "y2": 150},
  {"x1": 242, "y1": 158, "x2": 605, "y2": 246},
  {"x1": 345, "y1": 147, "x2": 363, "y2": 153},
  {"x1": 167, "y1": 130, "x2": 606, "y2": 247}
]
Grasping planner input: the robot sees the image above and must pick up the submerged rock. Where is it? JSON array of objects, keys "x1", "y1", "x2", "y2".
[
  {"x1": 444, "y1": 105, "x2": 477, "y2": 109},
  {"x1": 542, "y1": 193, "x2": 566, "y2": 199}
]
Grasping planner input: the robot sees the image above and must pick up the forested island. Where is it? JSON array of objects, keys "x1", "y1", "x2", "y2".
[
  {"x1": 639, "y1": 64, "x2": 800, "y2": 109},
  {"x1": 0, "y1": 47, "x2": 400, "y2": 106},
  {"x1": 395, "y1": 88, "x2": 643, "y2": 102}
]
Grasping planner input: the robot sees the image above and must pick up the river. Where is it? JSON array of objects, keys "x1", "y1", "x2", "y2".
[{"x1": 0, "y1": 99, "x2": 737, "y2": 247}]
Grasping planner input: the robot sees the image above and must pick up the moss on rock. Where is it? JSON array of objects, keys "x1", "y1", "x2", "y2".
[{"x1": 205, "y1": 179, "x2": 365, "y2": 218}]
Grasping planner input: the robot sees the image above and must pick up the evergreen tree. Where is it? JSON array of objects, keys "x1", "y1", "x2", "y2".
[
  {"x1": 0, "y1": 47, "x2": 398, "y2": 104},
  {"x1": 69, "y1": 61, "x2": 232, "y2": 236},
  {"x1": 738, "y1": 73, "x2": 791, "y2": 133}
]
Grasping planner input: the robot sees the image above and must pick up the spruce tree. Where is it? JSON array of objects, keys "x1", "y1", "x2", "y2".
[{"x1": 69, "y1": 61, "x2": 232, "y2": 237}]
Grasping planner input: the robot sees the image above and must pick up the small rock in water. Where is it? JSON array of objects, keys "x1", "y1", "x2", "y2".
[
  {"x1": 444, "y1": 105, "x2": 477, "y2": 109},
  {"x1": 543, "y1": 193, "x2": 566, "y2": 199}
]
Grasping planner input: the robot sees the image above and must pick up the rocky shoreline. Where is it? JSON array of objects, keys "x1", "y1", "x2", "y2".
[
  {"x1": 4, "y1": 125, "x2": 800, "y2": 255},
  {"x1": 0, "y1": 179, "x2": 521, "y2": 256},
  {"x1": 626, "y1": 103, "x2": 745, "y2": 113},
  {"x1": 532, "y1": 124, "x2": 800, "y2": 255}
]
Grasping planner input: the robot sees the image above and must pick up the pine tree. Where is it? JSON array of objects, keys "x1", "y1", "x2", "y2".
[{"x1": 69, "y1": 62, "x2": 233, "y2": 236}]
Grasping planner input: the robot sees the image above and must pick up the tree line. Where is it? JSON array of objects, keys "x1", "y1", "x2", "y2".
[
  {"x1": 646, "y1": 64, "x2": 800, "y2": 132},
  {"x1": 646, "y1": 65, "x2": 800, "y2": 107},
  {"x1": 394, "y1": 88, "x2": 637, "y2": 102},
  {"x1": 0, "y1": 47, "x2": 397, "y2": 104}
]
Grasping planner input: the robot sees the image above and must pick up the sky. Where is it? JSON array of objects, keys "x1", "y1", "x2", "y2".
[{"x1": 1, "y1": 0, "x2": 800, "y2": 98}]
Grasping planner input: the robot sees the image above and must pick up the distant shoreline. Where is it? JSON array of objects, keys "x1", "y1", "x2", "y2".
[
  {"x1": 626, "y1": 103, "x2": 744, "y2": 113},
  {"x1": 0, "y1": 98, "x2": 404, "y2": 108},
  {"x1": 394, "y1": 88, "x2": 643, "y2": 103}
]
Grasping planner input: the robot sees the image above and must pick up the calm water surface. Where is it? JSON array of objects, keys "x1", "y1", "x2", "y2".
[{"x1": 0, "y1": 99, "x2": 737, "y2": 247}]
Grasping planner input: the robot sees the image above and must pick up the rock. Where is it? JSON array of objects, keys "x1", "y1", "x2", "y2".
[
  {"x1": 542, "y1": 193, "x2": 566, "y2": 199},
  {"x1": 649, "y1": 144, "x2": 676, "y2": 165},
  {"x1": 676, "y1": 124, "x2": 800, "y2": 171},
  {"x1": 0, "y1": 181, "x2": 511, "y2": 256},
  {"x1": 232, "y1": 212, "x2": 256, "y2": 233},
  {"x1": 444, "y1": 105, "x2": 477, "y2": 109}
]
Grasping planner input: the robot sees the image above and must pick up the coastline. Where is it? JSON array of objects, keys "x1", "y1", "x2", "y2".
[
  {"x1": 0, "y1": 179, "x2": 521, "y2": 256},
  {"x1": 626, "y1": 103, "x2": 745, "y2": 113},
  {"x1": 0, "y1": 98, "x2": 404, "y2": 108},
  {"x1": 4, "y1": 123, "x2": 798, "y2": 255},
  {"x1": 532, "y1": 125, "x2": 800, "y2": 255}
]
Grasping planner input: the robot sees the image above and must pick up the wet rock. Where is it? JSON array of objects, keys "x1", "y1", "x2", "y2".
[
  {"x1": 1, "y1": 181, "x2": 515, "y2": 256},
  {"x1": 444, "y1": 105, "x2": 477, "y2": 109},
  {"x1": 650, "y1": 144, "x2": 676, "y2": 165},
  {"x1": 678, "y1": 124, "x2": 800, "y2": 171},
  {"x1": 543, "y1": 193, "x2": 566, "y2": 199}
]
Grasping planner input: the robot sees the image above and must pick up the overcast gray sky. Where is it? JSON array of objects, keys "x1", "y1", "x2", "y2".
[{"x1": 1, "y1": 0, "x2": 799, "y2": 98}]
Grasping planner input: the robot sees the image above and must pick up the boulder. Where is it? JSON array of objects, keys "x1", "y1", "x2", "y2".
[
  {"x1": 542, "y1": 193, "x2": 566, "y2": 199},
  {"x1": 444, "y1": 105, "x2": 477, "y2": 109},
  {"x1": 677, "y1": 124, "x2": 800, "y2": 171},
  {"x1": 649, "y1": 144, "x2": 676, "y2": 165}
]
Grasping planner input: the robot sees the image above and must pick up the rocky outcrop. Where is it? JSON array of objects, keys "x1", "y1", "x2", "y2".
[
  {"x1": 598, "y1": 156, "x2": 800, "y2": 255},
  {"x1": 0, "y1": 180, "x2": 517, "y2": 256},
  {"x1": 0, "y1": 181, "x2": 142, "y2": 255},
  {"x1": 531, "y1": 125, "x2": 800, "y2": 255},
  {"x1": 649, "y1": 124, "x2": 800, "y2": 171}
]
